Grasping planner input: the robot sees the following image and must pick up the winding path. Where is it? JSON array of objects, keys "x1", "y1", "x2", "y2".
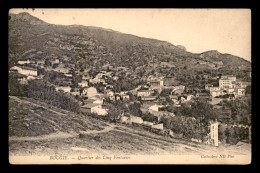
[{"x1": 9, "y1": 125, "x2": 116, "y2": 142}]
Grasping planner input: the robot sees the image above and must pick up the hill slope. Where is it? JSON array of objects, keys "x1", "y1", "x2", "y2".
[{"x1": 8, "y1": 12, "x2": 250, "y2": 76}]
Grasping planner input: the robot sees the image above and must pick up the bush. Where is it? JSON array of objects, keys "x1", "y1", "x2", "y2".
[{"x1": 226, "y1": 136, "x2": 239, "y2": 145}]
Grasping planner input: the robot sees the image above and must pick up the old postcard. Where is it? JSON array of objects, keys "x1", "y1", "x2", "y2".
[{"x1": 8, "y1": 8, "x2": 251, "y2": 164}]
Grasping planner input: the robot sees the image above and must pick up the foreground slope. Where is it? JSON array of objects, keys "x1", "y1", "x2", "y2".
[{"x1": 9, "y1": 96, "x2": 250, "y2": 156}]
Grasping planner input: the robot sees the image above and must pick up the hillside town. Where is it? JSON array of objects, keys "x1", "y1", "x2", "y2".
[
  {"x1": 7, "y1": 10, "x2": 253, "y2": 166},
  {"x1": 9, "y1": 55, "x2": 251, "y2": 147}
]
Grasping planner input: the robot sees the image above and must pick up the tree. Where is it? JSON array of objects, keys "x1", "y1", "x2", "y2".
[
  {"x1": 190, "y1": 99, "x2": 217, "y2": 124},
  {"x1": 8, "y1": 73, "x2": 28, "y2": 97},
  {"x1": 159, "y1": 115, "x2": 173, "y2": 129},
  {"x1": 52, "y1": 63, "x2": 59, "y2": 69},
  {"x1": 166, "y1": 96, "x2": 174, "y2": 105},
  {"x1": 218, "y1": 123, "x2": 227, "y2": 142},
  {"x1": 165, "y1": 105, "x2": 176, "y2": 113},
  {"x1": 128, "y1": 102, "x2": 142, "y2": 117},
  {"x1": 44, "y1": 58, "x2": 52, "y2": 67},
  {"x1": 129, "y1": 92, "x2": 136, "y2": 101},
  {"x1": 160, "y1": 89, "x2": 172, "y2": 97},
  {"x1": 107, "y1": 104, "x2": 121, "y2": 123},
  {"x1": 225, "y1": 127, "x2": 239, "y2": 145},
  {"x1": 142, "y1": 113, "x2": 158, "y2": 123}
]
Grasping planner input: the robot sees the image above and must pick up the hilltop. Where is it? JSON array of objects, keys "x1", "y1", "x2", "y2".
[{"x1": 198, "y1": 50, "x2": 250, "y2": 68}]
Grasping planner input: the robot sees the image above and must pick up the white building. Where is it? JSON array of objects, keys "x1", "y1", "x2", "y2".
[
  {"x1": 219, "y1": 76, "x2": 236, "y2": 89},
  {"x1": 82, "y1": 74, "x2": 90, "y2": 80},
  {"x1": 152, "y1": 123, "x2": 164, "y2": 130},
  {"x1": 78, "y1": 81, "x2": 88, "y2": 87},
  {"x1": 222, "y1": 75, "x2": 236, "y2": 82},
  {"x1": 148, "y1": 105, "x2": 164, "y2": 112},
  {"x1": 237, "y1": 88, "x2": 245, "y2": 96},
  {"x1": 18, "y1": 60, "x2": 31, "y2": 65},
  {"x1": 173, "y1": 85, "x2": 185, "y2": 91},
  {"x1": 55, "y1": 86, "x2": 71, "y2": 93},
  {"x1": 64, "y1": 73, "x2": 73, "y2": 77},
  {"x1": 82, "y1": 87, "x2": 98, "y2": 97},
  {"x1": 209, "y1": 121, "x2": 219, "y2": 147},
  {"x1": 227, "y1": 88, "x2": 235, "y2": 94},
  {"x1": 96, "y1": 73, "x2": 104, "y2": 79},
  {"x1": 209, "y1": 87, "x2": 220, "y2": 92},
  {"x1": 121, "y1": 94, "x2": 130, "y2": 101},
  {"x1": 10, "y1": 66, "x2": 38, "y2": 77},
  {"x1": 120, "y1": 116, "x2": 131, "y2": 124},
  {"x1": 186, "y1": 94, "x2": 195, "y2": 101},
  {"x1": 89, "y1": 78, "x2": 102, "y2": 84},
  {"x1": 137, "y1": 90, "x2": 152, "y2": 97},
  {"x1": 211, "y1": 90, "x2": 225, "y2": 98},
  {"x1": 129, "y1": 116, "x2": 143, "y2": 124},
  {"x1": 142, "y1": 121, "x2": 154, "y2": 126},
  {"x1": 120, "y1": 91, "x2": 128, "y2": 95},
  {"x1": 80, "y1": 103, "x2": 108, "y2": 116},
  {"x1": 52, "y1": 59, "x2": 59, "y2": 64},
  {"x1": 27, "y1": 76, "x2": 35, "y2": 80},
  {"x1": 113, "y1": 76, "x2": 119, "y2": 81},
  {"x1": 55, "y1": 67, "x2": 70, "y2": 74}
]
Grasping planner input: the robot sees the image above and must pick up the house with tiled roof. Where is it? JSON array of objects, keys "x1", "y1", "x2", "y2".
[{"x1": 80, "y1": 103, "x2": 108, "y2": 116}]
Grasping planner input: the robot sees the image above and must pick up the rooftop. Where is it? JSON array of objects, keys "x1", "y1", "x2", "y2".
[
  {"x1": 197, "y1": 93, "x2": 209, "y2": 96},
  {"x1": 138, "y1": 90, "x2": 151, "y2": 92},
  {"x1": 81, "y1": 103, "x2": 100, "y2": 108},
  {"x1": 17, "y1": 65, "x2": 37, "y2": 71},
  {"x1": 220, "y1": 77, "x2": 232, "y2": 80}
]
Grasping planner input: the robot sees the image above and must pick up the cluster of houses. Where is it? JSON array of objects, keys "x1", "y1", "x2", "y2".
[
  {"x1": 205, "y1": 75, "x2": 249, "y2": 98},
  {"x1": 78, "y1": 71, "x2": 250, "y2": 124},
  {"x1": 134, "y1": 78, "x2": 193, "y2": 106},
  {"x1": 79, "y1": 87, "x2": 108, "y2": 116},
  {"x1": 77, "y1": 70, "x2": 192, "y2": 117},
  {"x1": 9, "y1": 57, "x2": 250, "y2": 147}
]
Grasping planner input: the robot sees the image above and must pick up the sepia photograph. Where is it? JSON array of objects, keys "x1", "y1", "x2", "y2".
[{"x1": 8, "y1": 8, "x2": 251, "y2": 164}]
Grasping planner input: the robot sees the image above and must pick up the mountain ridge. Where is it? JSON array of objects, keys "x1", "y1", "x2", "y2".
[
  {"x1": 9, "y1": 12, "x2": 251, "y2": 63},
  {"x1": 8, "y1": 12, "x2": 251, "y2": 79}
]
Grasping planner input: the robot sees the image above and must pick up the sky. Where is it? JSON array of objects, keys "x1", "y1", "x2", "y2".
[{"x1": 10, "y1": 8, "x2": 251, "y2": 62}]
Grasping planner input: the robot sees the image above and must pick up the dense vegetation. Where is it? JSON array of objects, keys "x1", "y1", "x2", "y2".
[
  {"x1": 28, "y1": 79, "x2": 80, "y2": 113},
  {"x1": 8, "y1": 73, "x2": 28, "y2": 97}
]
